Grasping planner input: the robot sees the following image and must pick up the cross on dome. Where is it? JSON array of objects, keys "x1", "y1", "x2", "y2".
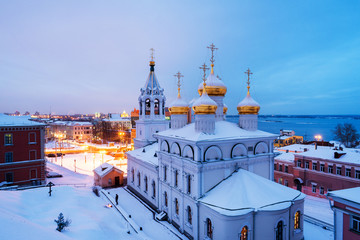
[
  {"x1": 207, "y1": 43, "x2": 218, "y2": 74},
  {"x1": 174, "y1": 72, "x2": 184, "y2": 98},
  {"x1": 244, "y1": 68, "x2": 253, "y2": 95},
  {"x1": 199, "y1": 63, "x2": 210, "y2": 89},
  {"x1": 150, "y1": 48, "x2": 155, "y2": 61}
]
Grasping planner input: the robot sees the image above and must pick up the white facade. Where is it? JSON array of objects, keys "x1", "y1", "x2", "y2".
[{"x1": 127, "y1": 55, "x2": 305, "y2": 240}]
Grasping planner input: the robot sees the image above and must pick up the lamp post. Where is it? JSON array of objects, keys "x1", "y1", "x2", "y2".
[{"x1": 315, "y1": 135, "x2": 322, "y2": 142}]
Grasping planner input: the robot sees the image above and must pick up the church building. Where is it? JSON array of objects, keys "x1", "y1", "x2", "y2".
[{"x1": 127, "y1": 46, "x2": 305, "y2": 240}]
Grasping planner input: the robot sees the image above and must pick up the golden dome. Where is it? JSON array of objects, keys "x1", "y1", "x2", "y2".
[
  {"x1": 192, "y1": 89, "x2": 217, "y2": 114},
  {"x1": 169, "y1": 97, "x2": 189, "y2": 115},
  {"x1": 198, "y1": 64, "x2": 227, "y2": 96},
  {"x1": 223, "y1": 104, "x2": 228, "y2": 114},
  {"x1": 237, "y1": 68, "x2": 260, "y2": 115}
]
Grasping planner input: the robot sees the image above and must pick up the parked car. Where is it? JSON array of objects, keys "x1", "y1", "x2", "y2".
[{"x1": 47, "y1": 153, "x2": 56, "y2": 157}]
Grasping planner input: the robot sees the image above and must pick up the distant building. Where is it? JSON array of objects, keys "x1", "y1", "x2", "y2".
[
  {"x1": 0, "y1": 114, "x2": 46, "y2": 186},
  {"x1": 274, "y1": 130, "x2": 303, "y2": 147},
  {"x1": 94, "y1": 163, "x2": 124, "y2": 188},
  {"x1": 274, "y1": 144, "x2": 360, "y2": 198},
  {"x1": 49, "y1": 121, "x2": 93, "y2": 141},
  {"x1": 327, "y1": 187, "x2": 360, "y2": 240},
  {"x1": 130, "y1": 108, "x2": 139, "y2": 128}
]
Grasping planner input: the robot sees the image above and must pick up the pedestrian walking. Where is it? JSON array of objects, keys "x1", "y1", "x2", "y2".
[{"x1": 115, "y1": 194, "x2": 119, "y2": 205}]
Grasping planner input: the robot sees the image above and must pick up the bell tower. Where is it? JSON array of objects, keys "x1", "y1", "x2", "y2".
[{"x1": 134, "y1": 49, "x2": 169, "y2": 149}]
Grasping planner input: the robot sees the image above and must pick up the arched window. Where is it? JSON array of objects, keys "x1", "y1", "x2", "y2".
[
  {"x1": 152, "y1": 180, "x2": 156, "y2": 198},
  {"x1": 164, "y1": 165, "x2": 167, "y2": 181},
  {"x1": 164, "y1": 191, "x2": 168, "y2": 207},
  {"x1": 276, "y1": 221, "x2": 283, "y2": 240},
  {"x1": 139, "y1": 102, "x2": 143, "y2": 115},
  {"x1": 294, "y1": 211, "x2": 300, "y2": 229},
  {"x1": 187, "y1": 206, "x2": 192, "y2": 225},
  {"x1": 162, "y1": 100, "x2": 165, "y2": 115},
  {"x1": 145, "y1": 99, "x2": 151, "y2": 115},
  {"x1": 144, "y1": 176, "x2": 148, "y2": 192},
  {"x1": 175, "y1": 198, "x2": 179, "y2": 215},
  {"x1": 187, "y1": 174, "x2": 191, "y2": 194},
  {"x1": 240, "y1": 226, "x2": 248, "y2": 240},
  {"x1": 206, "y1": 218, "x2": 213, "y2": 239},
  {"x1": 154, "y1": 99, "x2": 159, "y2": 115},
  {"x1": 131, "y1": 168, "x2": 135, "y2": 183},
  {"x1": 137, "y1": 172, "x2": 141, "y2": 187},
  {"x1": 174, "y1": 170, "x2": 178, "y2": 187}
]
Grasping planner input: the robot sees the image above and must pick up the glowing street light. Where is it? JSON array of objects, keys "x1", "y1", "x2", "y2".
[{"x1": 315, "y1": 135, "x2": 322, "y2": 142}]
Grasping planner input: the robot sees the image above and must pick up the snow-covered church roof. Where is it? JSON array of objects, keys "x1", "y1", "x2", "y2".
[
  {"x1": 126, "y1": 143, "x2": 159, "y2": 166},
  {"x1": 155, "y1": 121, "x2": 277, "y2": 142},
  {"x1": 199, "y1": 168, "x2": 305, "y2": 216}
]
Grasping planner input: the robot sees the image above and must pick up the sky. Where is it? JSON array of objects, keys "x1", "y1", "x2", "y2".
[{"x1": 0, "y1": 0, "x2": 359, "y2": 115}]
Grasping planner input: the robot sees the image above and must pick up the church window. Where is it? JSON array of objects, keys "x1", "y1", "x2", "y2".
[
  {"x1": 139, "y1": 102, "x2": 143, "y2": 115},
  {"x1": 164, "y1": 165, "x2": 167, "y2": 181},
  {"x1": 175, "y1": 198, "x2": 179, "y2": 215},
  {"x1": 145, "y1": 99, "x2": 151, "y2": 115},
  {"x1": 152, "y1": 181, "x2": 156, "y2": 198},
  {"x1": 320, "y1": 164, "x2": 325, "y2": 172},
  {"x1": 137, "y1": 172, "x2": 141, "y2": 187},
  {"x1": 174, "y1": 170, "x2": 178, "y2": 187},
  {"x1": 294, "y1": 211, "x2": 300, "y2": 230},
  {"x1": 240, "y1": 226, "x2": 248, "y2": 240},
  {"x1": 276, "y1": 221, "x2": 283, "y2": 240},
  {"x1": 162, "y1": 100, "x2": 165, "y2": 115},
  {"x1": 164, "y1": 191, "x2": 168, "y2": 207},
  {"x1": 131, "y1": 169, "x2": 134, "y2": 183},
  {"x1": 144, "y1": 176, "x2": 148, "y2": 192},
  {"x1": 187, "y1": 174, "x2": 191, "y2": 194},
  {"x1": 187, "y1": 206, "x2": 192, "y2": 225},
  {"x1": 154, "y1": 99, "x2": 159, "y2": 115},
  {"x1": 206, "y1": 218, "x2": 213, "y2": 239}
]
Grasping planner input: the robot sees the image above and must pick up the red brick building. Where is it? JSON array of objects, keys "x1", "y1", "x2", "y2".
[
  {"x1": 327, "y1": 187, "x2": 360, "y2": 240},
  {"x1": 0, "y1": 114, "x2": 46, "y2": 186},
  {"x1": 274, "y1": 144, "x2": 360, "y2": 198}
]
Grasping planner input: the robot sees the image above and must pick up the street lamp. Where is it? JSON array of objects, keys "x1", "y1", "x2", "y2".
[{"x1": 315, "y1": 135, "x2": 322, "y2": 142}]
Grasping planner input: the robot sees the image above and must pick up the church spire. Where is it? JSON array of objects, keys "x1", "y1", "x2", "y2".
[
  {"x1": 149, "y1": 48, "x2": 155, "y2": 72},
  {"x1": 207, "y1": 43, "x2": 218, "y2": 74}
]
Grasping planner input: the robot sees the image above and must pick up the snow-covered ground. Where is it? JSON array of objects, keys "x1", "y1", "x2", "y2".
[
  {"x1": 0, "y1": 186, "x2": 140, "y2": 240},
  {"x1": 304, "y1": 221, "x2": 333, "y2": 239},
  {"x1": 46, "y1": 152, "x2": 127, "y2": 177},
  {"x1": 305, "y1": 195, "x2": 334, "y2": 225}
]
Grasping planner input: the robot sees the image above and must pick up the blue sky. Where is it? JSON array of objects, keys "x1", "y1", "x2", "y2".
[{"x1": 0, "y1": 0, "x2": 359, "y2": 115}]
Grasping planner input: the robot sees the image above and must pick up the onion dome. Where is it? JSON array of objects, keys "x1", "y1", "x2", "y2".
[
  {"x1": 192, "y1": 86, "x2": 217, "y2": 114},
  {"x1": 237, "y1": 68, "x2": 260, "y2": 115},
  {"x1": 169, "y1": 97, "x2": 189, "y2": 115},
  {"x1": 197, "y1": 65, "x2": 227, "y2": 96},
  {"x1": 223, "y1": 103, "x2": 228, "y2": 114}
]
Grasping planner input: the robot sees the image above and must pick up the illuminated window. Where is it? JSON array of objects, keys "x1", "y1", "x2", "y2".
[
  {"x1": 294, "y1": 211, "x2": 300, "y2": 229},
  {"x1": 187, "y1": 206, "x2": 192, "y2": 225},
  {"x1": 175, "y1": 198, "x2": 179, "y2": 215},
  {"x1": 4, "y1": 133, "x2": 13, "y2": 145},
  {"x1": 240, "y1": 226, "x2": 248, "y2": 240},
  {"x1": 206, "y1": 218, "x2": 213, "y2": 239}
]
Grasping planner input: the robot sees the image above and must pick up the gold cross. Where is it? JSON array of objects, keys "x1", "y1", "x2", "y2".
[
  {"x1": 207, "y1": 43, "x2": 218, "y2": 64},
  {"x1": 150, "y1": 48, "x2": 155, "y2": 61},
  {"x1": 244, "y1": 68, "x2": 253, "y2": 94},
  {"x1": 199, "y1": 63, "x2": 209, "y2": 87},
  {"x1": 174, "y1": 72, "x2": 184, "y2": 98}
]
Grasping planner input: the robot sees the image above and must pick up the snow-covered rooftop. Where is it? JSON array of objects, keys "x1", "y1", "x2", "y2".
[
  {"x1": 93, "y1": 163, "x2": 122, "y2": 177},
  {"x1": 169, "y1": 96, "x2": 188, "y2": 108},
  {"x1": 49, "y1": 121, "x2": 92, "y2": 126},
  {"x1": 199, "y1": 168, "x2": 305, "y2": 216},
  {"x1": 0, "y1": 114, "x2": 45, "y2": 127},
  {"x1": 327, "y1": 187, "x2": 360, "y2": 205},
  {"x1": 126, "y1": 143, "x2": 159, "y2": 166},
  {"x1": 237, "y1": 93, "x2": 260, "y2": 107},
  {"x1": 155, "y1": 121, "x2": 277, "y2": 142}
]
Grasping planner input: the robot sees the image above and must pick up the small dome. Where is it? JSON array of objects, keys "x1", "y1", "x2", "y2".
[
  {"x1": 237, "y1": 93, "x2": 260, "y2": 115},
  {"x1": 198, "y1": 71, "x2": 227, "y2": 96},
  {"x1": 192, "y1": 90, "x2": 217, "y2": 114},
  {"x1": 223, "y1": 103, "x2": 228, "y2": 114},
  {"x1": 169, "y1": 97, "x2": 189, "y2": 115}
]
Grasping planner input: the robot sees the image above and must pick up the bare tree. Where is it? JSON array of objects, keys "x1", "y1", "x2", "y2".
[{"x1": 333, "y1": 123, "x2": 359, "y2": 147}]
